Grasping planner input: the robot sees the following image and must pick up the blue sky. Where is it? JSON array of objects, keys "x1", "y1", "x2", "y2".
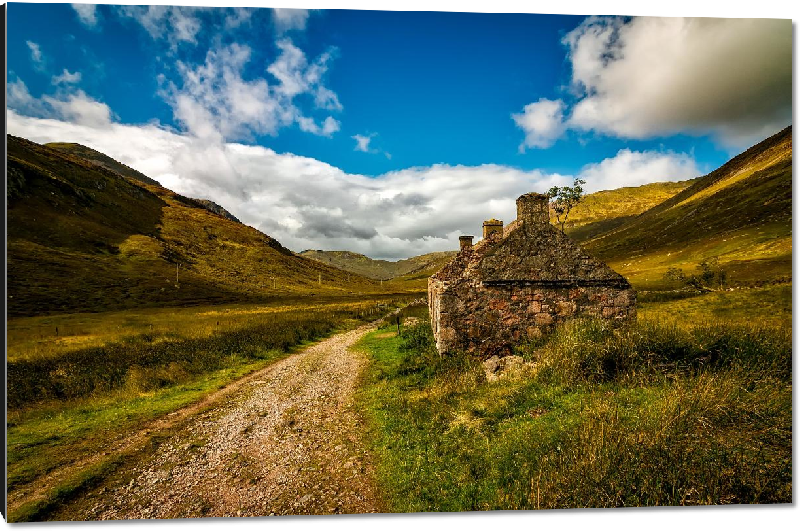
[{"x1": 6, "y1": 2, "x2": 793, "y2": 259}]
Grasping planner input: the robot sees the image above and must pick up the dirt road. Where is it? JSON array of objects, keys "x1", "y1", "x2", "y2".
[{"x1": 57, "y1": 324, "x2": 383, "y2": 519}]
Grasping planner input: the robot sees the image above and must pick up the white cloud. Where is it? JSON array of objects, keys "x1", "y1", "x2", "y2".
[
  {"x1": 6, "y1": 79, "x2": 39, "y2": 113},
  {"x1": 117, "y1": 5, "x2": 202, "y2": 49},
  {"x1": 578, "y1": 149, "x2": 700, "y2": 193},
  {"x1": 352, "y1": 132, "x2": 392, "y2": 158},
  {"x1": 7, "y1": 77, "x2": 112, "y2": 128},
  {"x1": 272, "y1": 8, "x2": 310, "y2": 33},
  {"x1": 296, "y1": 115, "x2": 341, "y2": 137},
  {"x1": 26, "y1": 40, "x2": 44, "y2": 69},
  {"x1": 71, "y1": 4, "x2": 99, "y2": 28},
  {"x1": 353, "y1": 134, "x2": 374, "y2": 152},
  {"x1": 7, "y1": 112, "x2": 699, "y2": 260},
  {"x1": 565, "y1": 17, "x2": 792, "y2": 147},
  {"x1": 224, "y1": 7, "x2": 253, "y2": 30},
  {"x1": 512, "y1": 98, "x2": 567, "y2": 150},
  {"x1": 42, "y1": 91, "x2": 113, "y2": 128},
  {"x1": 162, "y1": 40, "x2": 342, "y2": 142},
  {"x1": 516, "y1": 16, "x2": 792, "y2": 149},
  {"x1": 52, "y1": 69, "x2": 82, "y2": 85},
  {"x1": 268, "y1": 39, "x2": 342, "y2": 111}
]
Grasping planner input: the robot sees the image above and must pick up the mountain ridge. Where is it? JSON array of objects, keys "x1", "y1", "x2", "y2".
[{"x1": 7, "y1": 135, "x2": 399, "y2": 317}]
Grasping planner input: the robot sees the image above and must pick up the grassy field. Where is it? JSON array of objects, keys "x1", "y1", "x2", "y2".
[
  {"x1": 6, "y1": 296, "x2": 408, "y2": 522},
  {"x1": 356, "y1": 286, "x2": 792, "y2": 511}
]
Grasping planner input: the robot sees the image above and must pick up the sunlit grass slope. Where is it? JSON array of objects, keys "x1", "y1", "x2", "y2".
[
  {"x1": 563, "y1": 180, "x2": 694, "y2": 242},
  {"x1": 577, "y1": 126, "x2": 792, "y2": 288},
  {"x1": 7, "y1": 135, "x2": 402, "y2": 317}
]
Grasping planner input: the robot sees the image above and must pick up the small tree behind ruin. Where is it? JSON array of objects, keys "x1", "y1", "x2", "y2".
[{"x1": 548, "y1": 178, "x2": 585, "y2": 233}]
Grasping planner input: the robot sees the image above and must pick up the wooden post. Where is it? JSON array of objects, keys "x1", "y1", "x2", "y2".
[{"x1": 318, "y1": 273, "x2": 321, "y2": 285}]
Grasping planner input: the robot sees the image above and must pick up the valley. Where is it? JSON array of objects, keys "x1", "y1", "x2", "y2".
[{"x1": 4, "y1": 126, "x2": 792, "y2": 520}]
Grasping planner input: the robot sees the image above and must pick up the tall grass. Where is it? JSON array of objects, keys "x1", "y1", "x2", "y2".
[
  {"x1": 356, "y1": 314, "x2": 792, "y2": 511},
  {"x1": 10, "y1": 309, "x2": 353, "y2": 408}
]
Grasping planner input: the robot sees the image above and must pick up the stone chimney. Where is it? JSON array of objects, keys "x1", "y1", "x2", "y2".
[
  {"x1": 516, "y1": 192, "x2": 550, "y2": 225},
  {"x1": 459, "y1": 235, "x2": 474, "y2": 252},
  {"x1": 482, "y1": 219, "x2": 503, "y2": 240}
]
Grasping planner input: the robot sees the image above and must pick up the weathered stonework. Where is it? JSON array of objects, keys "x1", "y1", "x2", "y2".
[{"x1": 428, "y1": 192, "x2": 636, "y2": 356}]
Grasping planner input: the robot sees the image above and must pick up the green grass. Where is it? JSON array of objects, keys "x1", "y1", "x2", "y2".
[
  {"x1": 639, "y1": 284, "x2": 791, "y2": 330},
  {"x1": 6, "y1": 297, "x2": 408, "y2": 521},
  {"x1": 356, "y1": 296, "x2": 791, "y2": 511}
]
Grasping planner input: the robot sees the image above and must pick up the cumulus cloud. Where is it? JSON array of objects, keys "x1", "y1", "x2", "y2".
[
  {"x1": 512, "y1": 98, "x2": 567, "y2": 151},
  {"x1": 516, "y1": 16, "x2": 792, "y2": 149},
  {"x1": 71, "y1": 4, "x2": 99, "y2": 28},
  {"x1": 272, "y1": 8, "x2": 310, "y2": 33},
  {"x1": 161, "y1": 40, "x2": 342, "y2": 142},
  {"x1": 52, "y1": 69, "x2": 82, "y2": 85},
  {"x1": 7, "y1": 112, "x2": 700, "y2": 260},
  {"x1": 7, "y1": 77, "x2": 112, "y2": 128}
]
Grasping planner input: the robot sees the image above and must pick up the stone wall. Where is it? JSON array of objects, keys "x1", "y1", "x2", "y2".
[
  {"x1": 429, "y1": 192, "x2": 636, "y2": 357},
  {"x1": 429, "y1": 275, "x2": 635, "y2": 356}
]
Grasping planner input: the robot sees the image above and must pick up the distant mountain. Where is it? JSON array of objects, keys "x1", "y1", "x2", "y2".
[
  {"x1": 580, "y1": 126, "x2": 792, "y2": 288},
  {"x1": 7, "y1": 135, "x2": 392, "y2": 317},
  {"x1": 300, "y1": 250, "x2": 457, "y2": 280}
]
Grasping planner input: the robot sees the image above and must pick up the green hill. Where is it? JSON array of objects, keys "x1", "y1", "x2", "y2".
[
  {"x1": 7, "y1": 135, "x2": 395, "y2": 317},
  {"x1": 45, "y1": 142, "x2": 162, "y2": 187},
  {"x1": 46, "y1": 142, "x2": 242, "y2": 223},
  {"x1": 562, "y1": 180, "x2": 694, "y2": 242},
  {"x1": 579, "y1": 126, "x2": 792, "y2": 289},
  {"x1": 300, "y1": 249, "x2": 456, "y2": 280}
]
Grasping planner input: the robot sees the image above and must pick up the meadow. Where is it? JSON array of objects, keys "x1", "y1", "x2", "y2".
[
  {"x1": 6, "y1": 296, "x2": 408, "y2": 521},
  {"x1": 356, "y1": 284, "x2": 792, "y2": 510}
]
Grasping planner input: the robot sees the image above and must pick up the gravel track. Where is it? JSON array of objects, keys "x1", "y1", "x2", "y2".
[{"x1": 61, "y1": 324, "x2": 383, "y2": 519}]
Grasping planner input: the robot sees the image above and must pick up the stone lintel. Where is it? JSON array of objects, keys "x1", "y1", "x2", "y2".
[{"x1": 481, "y1": 279, "x2": 631, "y2": 290}]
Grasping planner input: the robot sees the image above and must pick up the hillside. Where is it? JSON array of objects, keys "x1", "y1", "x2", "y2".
[
  {"x1": 7, "y1": 135, "x2": 396, "y2": 317},
  {"x1": 46, "y1": 142, "x2": 242, "y2": 223},
  {"x1": 581, "y1": 126, "x2": 792, "y2": 288},
  {"x1": 562, "y1": 180, "x2": 694, "y2": 242},
  {"x1": 300, "y1": 250, "x2": 456, "y2": 280},
  {"x1": 45, "y1": 142, "x2": 161, "y2": 187}
]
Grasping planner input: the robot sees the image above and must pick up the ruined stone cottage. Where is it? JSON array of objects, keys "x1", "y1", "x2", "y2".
[{"x1": 428, "y1": 192, "x2": 635, "y2": 356}]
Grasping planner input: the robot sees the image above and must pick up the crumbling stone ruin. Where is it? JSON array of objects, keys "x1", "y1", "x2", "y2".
[{"x1": 428, "y1": 192, "x2": 636, "y2": 356}]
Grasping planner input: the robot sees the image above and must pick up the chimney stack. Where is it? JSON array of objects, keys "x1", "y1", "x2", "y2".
[
  {"x1": 482, "y1": 219, "x2": 503, "y2": 240},
  {"x1": 459, "y1": 235, "x2": 474, "y2": 252},
  {"x1": 516, "y1": 192, "x2": 550, "y2": 225}
]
